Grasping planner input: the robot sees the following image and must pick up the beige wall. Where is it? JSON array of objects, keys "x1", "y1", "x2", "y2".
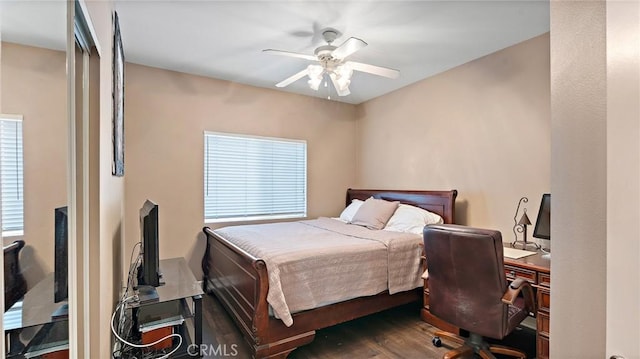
[
  {"x1": 124, "y1": 63, "x2": 357, "y2": 280},
  {"x1": 1, "y1": 42, "x2": 67, "y2": 288},
  {"x1": 606, "y1": 2, "x2": 640, "y2": 356},
  {"x1": 355, "y1": 33, "x2": 550, "y2": 240},
  {"x1": 548, "y1": 0, "x2": 640, "y2": 357},
  {"x1": 550, "y1": 1, "x2": 607, "y2": 356}
]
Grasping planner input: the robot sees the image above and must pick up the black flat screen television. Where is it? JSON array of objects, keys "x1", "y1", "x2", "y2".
[
  {"x1": 138, "y1": 200, "x2": 161, "y2": 289},
  {"x1": 533, "y1": 194, "x2": 550, "y2": 240},
  {"x1": 54, "y1": 206, "x2": 68, "y2": 303}
]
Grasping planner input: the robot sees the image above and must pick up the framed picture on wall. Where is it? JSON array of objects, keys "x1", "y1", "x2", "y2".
[{"x1": 112, "y1": 11, "x2": 125, "y2": 177}]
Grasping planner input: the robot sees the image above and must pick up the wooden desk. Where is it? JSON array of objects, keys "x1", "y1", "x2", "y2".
[
  {"x1": 421, "y1": 246, "x2": 551, "y2": 358},
  {"x1": 504, "y1": 249, "x2": 551, "y2": 359}
]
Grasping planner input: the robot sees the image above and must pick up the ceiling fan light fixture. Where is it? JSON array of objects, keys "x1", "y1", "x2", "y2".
[
  {"x1": 266, "y1": 29, "x2": 398, "y2": 98},
  {"x1": 307, "y1": 64, "x2": 324, "y2": 90},
  {"x1": 308, "y1": 78, "x2": 322, "y2": 91},
  {"x1": 335, "y1": 64, "x2": 353, "y2": 78},
  {"x1": 334, "y1": 65, "x2": 353, "y2": 91},
  {"x1": 334, "y1": 76, "x2": 351, "y2": 92},
  {"x1": 329, "y1": 72, "x2": 351, "y2": 96}
]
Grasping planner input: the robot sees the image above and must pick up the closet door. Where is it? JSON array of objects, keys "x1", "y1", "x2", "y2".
[
  {"x1": 1, "y1": 1, "x2": 70, "y2": 356},
  {"x1": 68, "y1": 1, "x2": 101, "y2": 356}
]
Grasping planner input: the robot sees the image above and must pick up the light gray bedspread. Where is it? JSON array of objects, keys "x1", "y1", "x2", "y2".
[{"x1": 213, "y1": 217, "x2": 423, "y2": 327}]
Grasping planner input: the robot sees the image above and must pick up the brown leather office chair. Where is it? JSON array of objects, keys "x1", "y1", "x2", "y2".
[{"x1": 423, "y1": 224, "x2": 536, "y2": 359}]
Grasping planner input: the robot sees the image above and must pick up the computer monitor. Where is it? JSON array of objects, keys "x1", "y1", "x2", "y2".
[
  {"x1": 51, "y1": 206, "x2": 69, "y2": 319},
  {"x1": 533, "y1": 194, "x2": 550, "y2": 240},
  {"x1": 137, "y1": 200, "x2": 162, "y2": 303},
  {"x1": 54, "y1": 206, "x2": 68, "y2": 303}
]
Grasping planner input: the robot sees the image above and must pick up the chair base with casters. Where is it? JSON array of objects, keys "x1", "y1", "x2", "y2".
[{"x1": 432, "y1": 331, "x2": 526, "y2": 359}]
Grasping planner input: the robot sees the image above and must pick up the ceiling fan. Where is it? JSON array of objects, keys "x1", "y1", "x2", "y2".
[{"x1": 264, "y1": 29, "x2": 400, "y2": 97}]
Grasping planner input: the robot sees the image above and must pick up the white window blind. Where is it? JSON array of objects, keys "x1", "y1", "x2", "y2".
[
  {"x1": 1, "y1": 117, "x2": 24, "y2": 234},
  {"x1": 204, "y1": 132, "x2": 307, "y2": 222}
]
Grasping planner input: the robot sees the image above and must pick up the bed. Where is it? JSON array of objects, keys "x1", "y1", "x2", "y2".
[{"x1": 202, "y1": 188, "x2": 457, "y2": 358}]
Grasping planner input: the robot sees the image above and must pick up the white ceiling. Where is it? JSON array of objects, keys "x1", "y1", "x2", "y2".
[{"x1": 1, "y1": 1, "x2": 549, "y2": 105}]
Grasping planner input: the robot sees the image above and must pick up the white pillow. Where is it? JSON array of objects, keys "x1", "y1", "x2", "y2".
[
  {"x1": 383, "y1": 204, "x2": 444, "y2": 235},
  {"x1": 339, "y1": 199, "x2": 364, "y2": 223}
]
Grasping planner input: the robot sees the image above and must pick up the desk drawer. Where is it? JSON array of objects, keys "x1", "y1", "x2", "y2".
[
  {"x1": 504, "y1": 265, "x2": 537, "y2": 283},
  {"x1": 538, "y1": 272, "x2": 550, "y2": 287},
  {"x1": 537, "y1": 311, "x2": 550, "y2": 336},
  {"x1": 538, "y1": 288, "x2": 550, "y2": 312},
  {"x1": 537, "y1": 332, "x2": 550, "y2": 359}
]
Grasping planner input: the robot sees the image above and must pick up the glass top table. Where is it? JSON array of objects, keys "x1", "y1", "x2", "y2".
[
  {"x1": 127, "y1": 257, "x2": 204, "y2": 309},
  {"x1": 4, "y1": 273, "x2": 67, "y2": 332}
]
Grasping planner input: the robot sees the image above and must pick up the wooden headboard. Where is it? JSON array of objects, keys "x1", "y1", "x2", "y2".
[{"x1": 346, "y1": 188, "x2": 458, "y2": 224}]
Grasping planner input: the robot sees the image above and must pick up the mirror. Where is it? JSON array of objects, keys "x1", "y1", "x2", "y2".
[{"x1": 1, "y1": 1, "x2": 70, "y2": 356}]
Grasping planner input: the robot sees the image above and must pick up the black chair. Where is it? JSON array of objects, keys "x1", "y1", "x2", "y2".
[{"x1": 423, "y1": 224, "x2": 536, "y2": 359}]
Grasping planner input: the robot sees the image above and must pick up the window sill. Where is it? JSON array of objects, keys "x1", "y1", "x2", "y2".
[
  {"x1": 2, "y1": 230, "x2": 24, "y2": 238},
  {"x1": 205, "y1": 213, "x2": 306, "y2": 224}
]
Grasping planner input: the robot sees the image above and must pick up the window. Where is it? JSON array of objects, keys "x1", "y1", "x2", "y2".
[
  {"x1": 1, "y1": 116, "x2": 24, "y2": 235},
  {"x1": 204, "y1": 132, "x2": 307, "y2": 222}
]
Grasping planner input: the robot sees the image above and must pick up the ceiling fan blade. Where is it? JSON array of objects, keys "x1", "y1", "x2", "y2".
[
  {"x1": 331, "y1": 37, "x2": 367, "y2": 60},
  {"x1": 276, "y1": 68, "x2": 310, "y2": 88},
  {"x1": 263, "y1": 49, "x2": 317, "y2": 61},
  {"x1": 346, "y1": 61, "x2": 400, "y2": 79},
  {"x1": 329, "y1": 73, "x2": 351, "y2": 96}
]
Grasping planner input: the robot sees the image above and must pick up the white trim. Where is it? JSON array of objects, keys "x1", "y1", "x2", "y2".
[
  {"x1": 81, "y1": 43, "x2": 91, "y2": 359},
  {"x1": 204, "y1": 130, "x2": 308, "y2": 145},
  {"x1": 205, "y1": 213, "x2": 306, "y2": 224},
  {"x1": 67, "y1": 2, "x2": 79, "y2": 358},
  {"x1": 1, "y1": 230, "x2": 23, "y2": 238},
  {"x1": 72, "y1": 1, "x2": 100, "y2": 356},
  {"x1": 0, "y1": 114, "x2": 24, "y2": 122},
  {"x1": 0, "y1": 37, "x2": 5, "y2": 350},
  {"x1": 77, "y1": 0, "x2": 101, "y2": 56}
]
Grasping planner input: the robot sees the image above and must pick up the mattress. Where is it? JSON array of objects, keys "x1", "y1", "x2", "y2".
[{"x1": 213, "y1": 217, "x2": 423, "y2": 327}]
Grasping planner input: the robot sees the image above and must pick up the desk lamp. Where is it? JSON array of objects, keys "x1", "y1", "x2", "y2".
[{"x1": 511, "y1": 197, "x2": 540, "y2": 250}]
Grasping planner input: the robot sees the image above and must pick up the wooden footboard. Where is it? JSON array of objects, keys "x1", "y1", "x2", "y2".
[
  {"x1": 201, "y1": 188, "x2": 457, "y2": 358},
  {"x1": 202, "y1": 227, "x2": 315, "y2": 358},
  {"x1": 202, "y1": 227, "x2": 423, "y2": 358}
]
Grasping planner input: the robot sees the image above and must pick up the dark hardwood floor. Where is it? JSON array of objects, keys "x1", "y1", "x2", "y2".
[{"x1": 200, "y1": 293, "x2": 536, "y2": 359}]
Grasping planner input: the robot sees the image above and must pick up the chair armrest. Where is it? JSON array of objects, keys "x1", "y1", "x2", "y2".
[{"x1": 501, "y1": 278, "x2": 536, "y2": 315}]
